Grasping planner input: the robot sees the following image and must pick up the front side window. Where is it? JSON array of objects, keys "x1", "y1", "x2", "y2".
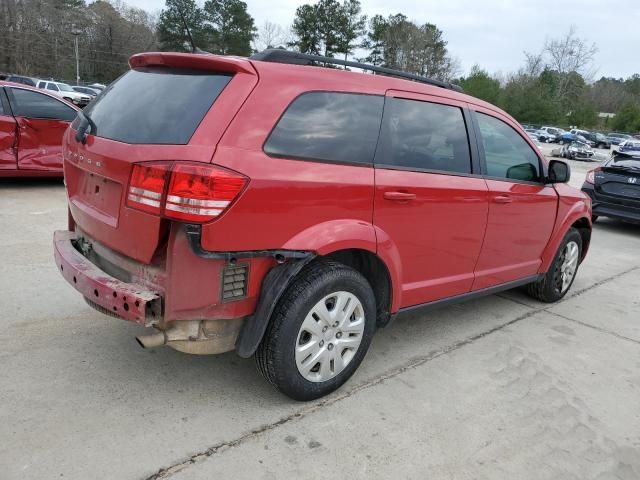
[
  {"x1": 46, "y1": 83, "x2": 59, "y2": 92},
  {"x1": 9, "y1": 88, "x2": 77, "y2": 121},
  {"x1": 374, "y1": 97, "x2": 472, "y2": 174},
  {"x1": 264, "y1": 92, "x2": 384, "y2": 165},
  {"x1": 476, "y1": 112, "x2": 541, "y2": 182}
]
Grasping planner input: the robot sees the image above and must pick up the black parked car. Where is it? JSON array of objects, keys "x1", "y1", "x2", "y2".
[
  {"x1": 5, "y1": 75, "x2": 37, "y2": 87},
  {"x1": 581, "y1": 132, "x2": 611, "y2": 149},
  {"x1": 582, "y1": 149, "x2": 640, "y2": 223}
]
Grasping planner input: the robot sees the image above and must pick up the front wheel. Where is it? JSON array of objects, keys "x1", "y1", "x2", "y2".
[
  {"x1": 526, "y1": 228, "x2": 582, "y2": 303},
  {"x1": 255, "y1": 261, "x2": 376, "y2": 401}
]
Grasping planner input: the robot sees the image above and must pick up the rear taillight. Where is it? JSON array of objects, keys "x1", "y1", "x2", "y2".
[
  {"x1": 126, "y1": 163, "x2": 170, "y2": 214},
  {"x1": 585, "y1": 167, "x2": 601, "y2": 184},
  {"x1": 126, "y1": 162, "x2": 248, "y2": 223}
]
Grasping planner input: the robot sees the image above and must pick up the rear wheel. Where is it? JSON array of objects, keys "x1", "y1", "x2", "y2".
[
  {"x1": 526, "y1": 228, "x2": 582, "y2": 303},
  {"x1": 255, "y1": 261, "x2": 376, "y2": 401}
]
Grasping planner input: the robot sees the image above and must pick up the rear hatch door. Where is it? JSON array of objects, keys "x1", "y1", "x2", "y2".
[
  {"x1": 64, "y1": 53, "x2": 258, "y2": 263},
  {"x1": 596, "y1": 156, "x2": 640, "y2": 209}
]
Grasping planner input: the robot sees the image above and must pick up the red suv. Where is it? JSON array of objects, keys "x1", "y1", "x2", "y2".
[{"x1": 54, "y1": 50, "x2": 592, "y2": 400}]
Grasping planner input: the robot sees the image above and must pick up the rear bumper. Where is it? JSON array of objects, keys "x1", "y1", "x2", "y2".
[
  {"x1": 53, "y1": 230, "x2": 162, "y2": 325},
  {"x1": 581, "y1": 184, "x2": 640, "y2": 223}
]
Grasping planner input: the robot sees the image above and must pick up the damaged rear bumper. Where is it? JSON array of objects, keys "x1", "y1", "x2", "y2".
[{"x1": 53, "y1": 230, "x2": 162, "y2": 325}]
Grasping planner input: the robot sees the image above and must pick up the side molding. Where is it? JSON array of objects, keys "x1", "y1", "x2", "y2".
[
  {"x1": 390, "y1": 274, "x2": 542, "y2": 324},
  {"x1": 235, "y1": 255, "x2": 316, "y2": 358}
]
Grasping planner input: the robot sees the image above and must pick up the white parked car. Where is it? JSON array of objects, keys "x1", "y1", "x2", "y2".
[{"x1": 37, "y1": 80, "x2": 91, "y2": 107}]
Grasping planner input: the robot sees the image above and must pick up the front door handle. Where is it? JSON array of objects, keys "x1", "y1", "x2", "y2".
[
  {"x1": 384, "y1": 191, "x2": 416, "y2": 201},
  {"x1": 493, "y1": 195, "x2": 512, "y2": 204}
]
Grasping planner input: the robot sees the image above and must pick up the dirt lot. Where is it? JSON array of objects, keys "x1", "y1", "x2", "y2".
[{"x1": 1, "y1": 152, "x2": 640, "y2": 480}]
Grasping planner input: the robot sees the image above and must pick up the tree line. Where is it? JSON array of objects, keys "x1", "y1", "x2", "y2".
[{"x1": 1, "y1": 0, "x2": 638, "y2": 132}]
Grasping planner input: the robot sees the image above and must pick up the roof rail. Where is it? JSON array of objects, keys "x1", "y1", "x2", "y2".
[{"x1": 250, "y1": 49, "x2": 463, "y2": 93}]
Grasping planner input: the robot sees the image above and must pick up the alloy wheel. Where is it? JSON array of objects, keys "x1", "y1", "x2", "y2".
[{"x1": 556, "y1": 241, "x2": 580, "y2": 293}]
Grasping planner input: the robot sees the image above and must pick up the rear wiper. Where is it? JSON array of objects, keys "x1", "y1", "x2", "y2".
[{"x1": 75, "y1": 110, "x2": 96, "y2": 144}]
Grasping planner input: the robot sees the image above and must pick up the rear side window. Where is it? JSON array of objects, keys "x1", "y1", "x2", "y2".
[
  {"x1": 264, "y1": 92, "x2": 384, "y2": 165},
  {"x1": 9, "y1": 88, "x2": 77, "y2": 121},
  {"x1": 476, "y1": 113, "x2": 541, "y2": 182},
  {"x1": 374, "y1": 98, "x2": 472, "y2": 174},
  {"x1": 83, "y1": 68, "x2": 232, "y2": 144}
]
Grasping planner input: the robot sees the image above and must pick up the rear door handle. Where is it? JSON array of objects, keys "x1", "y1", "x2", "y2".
[
  {"x1": 384, "y1": 191, "x2": 416, "y2": 201},
  {"x1": 493, "y1": 195, "x2": 512, "y2": 204}
]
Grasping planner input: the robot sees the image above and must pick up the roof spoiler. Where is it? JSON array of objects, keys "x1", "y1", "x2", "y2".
[{"x1": 129, "y1": 52, "x2": 256, "y2": 75}]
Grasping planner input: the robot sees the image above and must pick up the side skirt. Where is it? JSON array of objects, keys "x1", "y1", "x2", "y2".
[{"x1": 390, "y1": 274, "x2": 543, "y2": 323}]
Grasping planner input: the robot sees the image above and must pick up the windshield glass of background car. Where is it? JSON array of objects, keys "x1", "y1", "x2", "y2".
[
  {"x1": 263, "y1": 92, "x2": 384, "y2": 165},
  {"x1": 83, "y1": 68, "x2": 232, "y2": 144},
  {"x1": 58, "y1": 83, "x2": 74, "y2": 92},
  {"x1": 476, "y1": 112, "x2": 541, "y2": 182},
  {"x1": 374, "y1": 97, "x2": 472, "y2": 174}
]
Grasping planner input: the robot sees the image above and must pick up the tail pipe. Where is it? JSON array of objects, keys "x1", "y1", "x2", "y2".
[{"x1": 135, "y1": 331, "x2": 167, "y2": 349}]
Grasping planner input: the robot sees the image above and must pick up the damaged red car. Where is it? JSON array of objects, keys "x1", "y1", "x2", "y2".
[
  {"x1": 54, "y1": 50, "x2": 592, "y2": 400},
  {"x1": 0, "y1": 81, "x2": 79, "y2": 177}
]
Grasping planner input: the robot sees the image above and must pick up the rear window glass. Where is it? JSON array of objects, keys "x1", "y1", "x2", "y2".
[
  {"x1": 374, "y1": 98, "x2": 472, "y2": 174},
  {"x1": 264, "y1": 92, "x2": 384, "y2": 165},
  {"x1": 82, "y1": 68, "x2": 232, "y2": 144}
]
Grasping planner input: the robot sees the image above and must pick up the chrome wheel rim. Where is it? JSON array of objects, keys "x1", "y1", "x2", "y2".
[
  {"x1": 295, "y1": 291, "x2": 365, "y2": 383},
  {"x1": 557, "y1": 241, "x2": 579, "y2": 293}
]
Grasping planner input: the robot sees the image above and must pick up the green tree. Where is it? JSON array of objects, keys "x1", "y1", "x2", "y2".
[
  {"x1": 458, "y1": 66, "x2": 501, "y2": 104},
  {"x1": 336, "y1": 0, "x2": 366, "y2": 61},
  {"x1": 360, "y1": 14, "x2": 387, "y2": 66},
  {"x1": 203, "y1": 0, "x2": 256, "y2": 56},
  {"x1": 610, "y1": 103, "x2": 640, "y2": 132},
  {"x1": 290, "y1": 4, "x2": 322, "y2": 54},
  {"x1": 158, "y1": 0, "x2": 207, "y2": 52}
]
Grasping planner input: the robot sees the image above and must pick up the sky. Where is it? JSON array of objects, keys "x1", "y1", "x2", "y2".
[{"x1": 126, "y1": 0, "x2": 640, "y2": 79}]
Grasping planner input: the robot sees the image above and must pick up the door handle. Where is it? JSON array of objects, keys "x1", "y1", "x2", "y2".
[
  {"x1": 493, "y1": 195, "x2": 512, "y2": 204},
  {"x1": 384, "y1": 191, "x2": 416, "y2": 201}
]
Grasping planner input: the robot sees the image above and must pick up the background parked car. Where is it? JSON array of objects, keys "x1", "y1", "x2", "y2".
[
  {"x1": 88, "y1": 83, "x2": 106, "y2": 91},
  {"x1": 618, "y1": 139, "x2": 640, "y2": 155},
  {"x1": 36, "y1": 80, "x2": 91, "y2": 107},
  {"x1": 582, "y1": 149, "x2": 640, "y2": 223},
  {"x1": 560, "y1": 141, "x2": 595, "y2": 161},
  {"x1": 0, "y1": 81, "x2": 79, "y2": 177},
  {"x1": 607, "y1": 133, "x2": 632, "y2": 145},
  {"x1": 539, "y1": 126, "x2": 564, "y2": 142},
  {"x1": 582, "y1": 131, "x2": 611, "y2": 149},
  {"x1": 71, "y1": 85, "x2": 100, "y2": 99},
  {"x1": 558, "y1": 132, "x2": 592, "y2": 146},
  {"x1": 5, "y1": 75, "x2": 38, "y2": 87}
]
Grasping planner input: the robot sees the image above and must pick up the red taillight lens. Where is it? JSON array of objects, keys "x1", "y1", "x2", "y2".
[
  {"x1": 126, "y1": 163, "x2": 170, "y2": 214},
  {"x1": 585, "y1": 167, "x2": 601, "y2": 184},
  {"x1": 126, "y1": 162, "x2": 248, "y2": 223}
]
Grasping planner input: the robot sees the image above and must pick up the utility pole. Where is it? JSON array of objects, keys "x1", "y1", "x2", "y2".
[{"x1": 71, "y1": 26, "x2": 81, "y2": 84}]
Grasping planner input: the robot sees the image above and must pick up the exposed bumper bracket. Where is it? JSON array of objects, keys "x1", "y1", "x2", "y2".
[{"x1": 184, "y1": 224, "x2": 312, "y2": 263}]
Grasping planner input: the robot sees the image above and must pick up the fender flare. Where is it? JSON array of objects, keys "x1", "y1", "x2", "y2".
[
  {"x1": 235, "y1": 220, "x2": 404, "y2": 357},
  {"x1": 539, "y1": 199, "x2": 591, "y2": 273}
]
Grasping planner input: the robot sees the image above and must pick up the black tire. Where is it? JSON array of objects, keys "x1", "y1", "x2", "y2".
[
  {"x1": 526, "y1": 228, "x2": 582, "y2": 303},
  {"x1": 255, "y1": 261, "x2": 376, "y2": 401},
  {"x1": 559, "y1": 139, "x2": 565, "y2": 145}
]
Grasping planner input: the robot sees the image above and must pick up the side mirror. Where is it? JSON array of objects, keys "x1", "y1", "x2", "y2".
[{"x1": 547, "y1": 159, "x2": 571, "y2": 183}]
